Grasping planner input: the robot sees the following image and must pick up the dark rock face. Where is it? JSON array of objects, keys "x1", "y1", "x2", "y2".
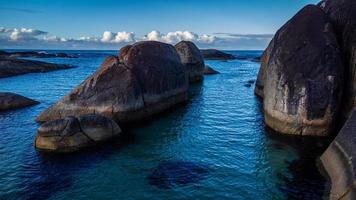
[
  {"x1": 147, "y1": 161, "x2": 209, "y2": 189},
  {"x1": 175, "y1": 41, "x2": 205, "y2": 83},
  {"x1": 0, "y1": 92, "x2": 39, "y2": 111},
  {"x1": 203, "y1": 65, "x2": 220, "y2": 75},
  {"x1": 257, "y1": 5, "x2": 344, "y2": 136},
  {"x1": 319, "y1": 0, "x2": 356, "y2": 121},
  {"x1": 0, "y1": 58, "x2": 73, "y2": 78},
  {"x1": 36, "y1": 41, "x2": 188, "y2": 124},
  {"x1": 35, "y1": 114, "x2": 121, "y2": 152},
  {"x1": 200, "y1": 49, "x2": 235, "y2": 60}
]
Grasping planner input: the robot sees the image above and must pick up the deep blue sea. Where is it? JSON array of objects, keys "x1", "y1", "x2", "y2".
[{"x1": 0, "y1": 50, "x2": 331, "y2": 200}]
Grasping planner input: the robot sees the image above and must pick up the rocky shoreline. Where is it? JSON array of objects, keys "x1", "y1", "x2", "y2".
[{"x1": 254, "y1": 0, "x2": 356, "y2": 198}]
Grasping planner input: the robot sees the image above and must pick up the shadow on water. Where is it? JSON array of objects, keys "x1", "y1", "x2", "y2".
[
  {"x1": 147, "y1": 161, "x2": 210, "y2": 189},
  {"x1": 265, "y1": 128, "x2": 332, "y2": 200},
  {"x1": 254, "y1": 96, "x2": 333, "y2": 199},
  {"x1": 18, "y1": 134, "x2": 135, "y2": 200}
]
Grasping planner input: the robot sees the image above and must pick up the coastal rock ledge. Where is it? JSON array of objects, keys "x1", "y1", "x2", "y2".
[
  {"x1": 35, "y1": 114, "x2": 121, "y2": 152},
  {"x1": 36, "y1": 41, "x2": 188, "y2": 124},
  {"x1": 255, "y1": 5, "x2": 344, "y2": 136},
  {"x1": 321, "y1": 109, "x2": 356, "y2": 200}
]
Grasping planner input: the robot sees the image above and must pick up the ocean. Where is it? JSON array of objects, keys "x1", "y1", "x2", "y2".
[{"x1": 0, "y1": 50, "x2": 331, "y2": 200}]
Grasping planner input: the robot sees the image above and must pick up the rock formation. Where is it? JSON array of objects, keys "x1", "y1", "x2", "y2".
[
  {"x1": 255, "y1": 5, "x2": 344, "y2": 136},
  {"x1": 36, "y1": 41, "x2": 188, "y2": 124},
  {"x1": 35, "y1": 114, "x2": 121, "y2": 152},
  {"x1": 200, "y1": 49, "x2": 235, "y2": 60},
  {"x1": 318, "y1": 0, "x2": 356, "y2": 121},
  {"x1": 203, "y1": 65, "x2": 220, "y2": 75},
  {"x1": 175, "y1": 41, "x2": 205, "y2": 83},
  {"x1": 0, "y1": 92, "x2": 39, "y2": 111},
  {"x1": 0, "y1": 58, "x2": 73, "y2": 78}
]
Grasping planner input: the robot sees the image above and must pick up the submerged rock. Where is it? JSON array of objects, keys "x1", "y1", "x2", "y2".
[
  {"x1": 318, "y1": 0, "x2": 356, "y2": 121},
  {"x1": 147, "y1": 161, "x2": 209, "y2": 189},
  {"x1": 175, "y1": 41, "x2": 205, "y2": 83},
  {"x1": 0, "y1": 58, "x2": 73, "y2": 78},
  {"x1": 35, "y1": 114, "x2": 121, "y2": 152},
  {"x1": 0, "y1": 92, "x2": 39, "y2": 111},
  {"x1": 36, "y1": 41, "x2": 188, "y2": 124},
  {"x1": 203, "y1": 65, "x2": 220, "y2": 75},
  {"x1": 200, "y1": 49, "x2": 235, "y2": 60},
  {"x1": 256, "y1": 5, "x2": 344, "y2": 136}
]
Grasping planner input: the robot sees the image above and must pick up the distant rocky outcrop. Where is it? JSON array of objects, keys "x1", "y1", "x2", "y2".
[
  {"x1": 0, "y1": 92, "x2": 39, "y2": 111},
  {"x1": 35, "y1": 114, "x2": 121, "y2": 152},
  {"x1": 200, "y1": 49, "x2": 235, "y2": 60},
  {"x1": 36, "y1": 41, "x2": 188, "y2": 124},
  {"x1": 255, "y1": 5, "x2": 344, "y2": 136},
  {"x1": 0, "y1": 58, "x2": 73, "y2": 78},
  {"x1": 203, "y1": 65, "x2": 220, "y2": 75},
  {"x1": 0, "y1": 50, "x2": 78, "y2": 58},
  {"x1": 175, "y1": 41, "x2": 205, "y2": 83}
]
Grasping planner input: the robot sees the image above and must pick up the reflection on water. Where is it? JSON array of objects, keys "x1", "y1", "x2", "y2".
[{"x1": 0, "y1": 50, "x2": 330, "y2": 200}]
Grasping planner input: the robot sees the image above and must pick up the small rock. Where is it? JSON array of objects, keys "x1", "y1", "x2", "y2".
[
  {"x1": 0, "y1": 92, "x2": 39, "y2": 111},
  {"x1": 203, "y1": 65, "x2": 220, "y2": 75}
]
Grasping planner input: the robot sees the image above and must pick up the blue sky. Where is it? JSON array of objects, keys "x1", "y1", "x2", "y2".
[{"x1": 0, "y1": 0, "x2": 319, "y2": 50}]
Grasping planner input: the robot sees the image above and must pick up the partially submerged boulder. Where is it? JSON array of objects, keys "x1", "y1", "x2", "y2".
[
  {"x1": 319, "y1": 0, "x2": 356, "y2": 121},
  {"x1": 175, "y1": 41, "x2": 205, "y2": 82},
  {"x1": 36, "y1": 41, "x2": 188, "y2": 124},
  {"x1": 35, "y1": 114, "x2": 121, "y2": 152},
  {"x1": 257, "y1": 5, "x2": 344, "y2": 136},
  {"x1": 0, "y1": 58, "x2": 73, "y2": 78},
  {"x1": 203, "y1": 65, "x2": 220, "y2": 75},
  {"x1": 200, "y1": 49, "x2": 235, "y2": 60},
  {"x1": 0, "y1": 92, "x2": 39, "y2": 111}
]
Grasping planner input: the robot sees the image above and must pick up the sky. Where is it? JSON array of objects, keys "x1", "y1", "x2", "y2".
[{"x1": 0, "y1": 0, "x2": 319, "y2": 50}]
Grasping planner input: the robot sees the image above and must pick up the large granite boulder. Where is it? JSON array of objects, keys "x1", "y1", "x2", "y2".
[
  {"x1": 175, "y1": 41, "x2": 205, "y2": 83},
  {"x1": 258, "y1": 5, "x2": 344, "y2": 136},
  {"x1": 36, "y1": 41, "x2": 188, "y2": 124},
  {"x1": 0, "y1": 58, "x2": 73, "y2": 78},
  {"x1": 200, "y1": 49, "x2": 235, "y2": 60},
  {"x1": 318, "y1": 0, "x2": 356, "y2": 121},
  {"x1": 35, "y1": 114, "x2": 121, "y2": 152},
  {"x1": 0, "y1": 92, "x2": 39, "y2": 111}
]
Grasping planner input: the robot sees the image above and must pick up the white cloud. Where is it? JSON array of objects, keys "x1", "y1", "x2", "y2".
[
  {"x1": 0, "y1": 27, "x2": 272, "y2": 50},
  {"x1": 144, "y1": 30, "x2": 216, "y2": 44},
  {"x1": 8, "y1": 28, "x2": 47, "y2": 41},
  {"x1": 101, "y1": 31, "x2": 135, "y2": 43}
]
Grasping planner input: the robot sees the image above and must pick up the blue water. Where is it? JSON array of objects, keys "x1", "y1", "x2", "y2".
[{"x1": 0, "y1": 50, "x2": 330, "y2": 200}]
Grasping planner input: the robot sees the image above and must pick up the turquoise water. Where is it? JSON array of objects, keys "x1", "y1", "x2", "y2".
[{"x1": 0, "y1": 50, "x2": 330, "y2": 199}]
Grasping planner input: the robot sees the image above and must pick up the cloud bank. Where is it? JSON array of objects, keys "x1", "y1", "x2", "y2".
[{"x1": 0, "y1": 27, "x2": 273, "y2": 50}]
